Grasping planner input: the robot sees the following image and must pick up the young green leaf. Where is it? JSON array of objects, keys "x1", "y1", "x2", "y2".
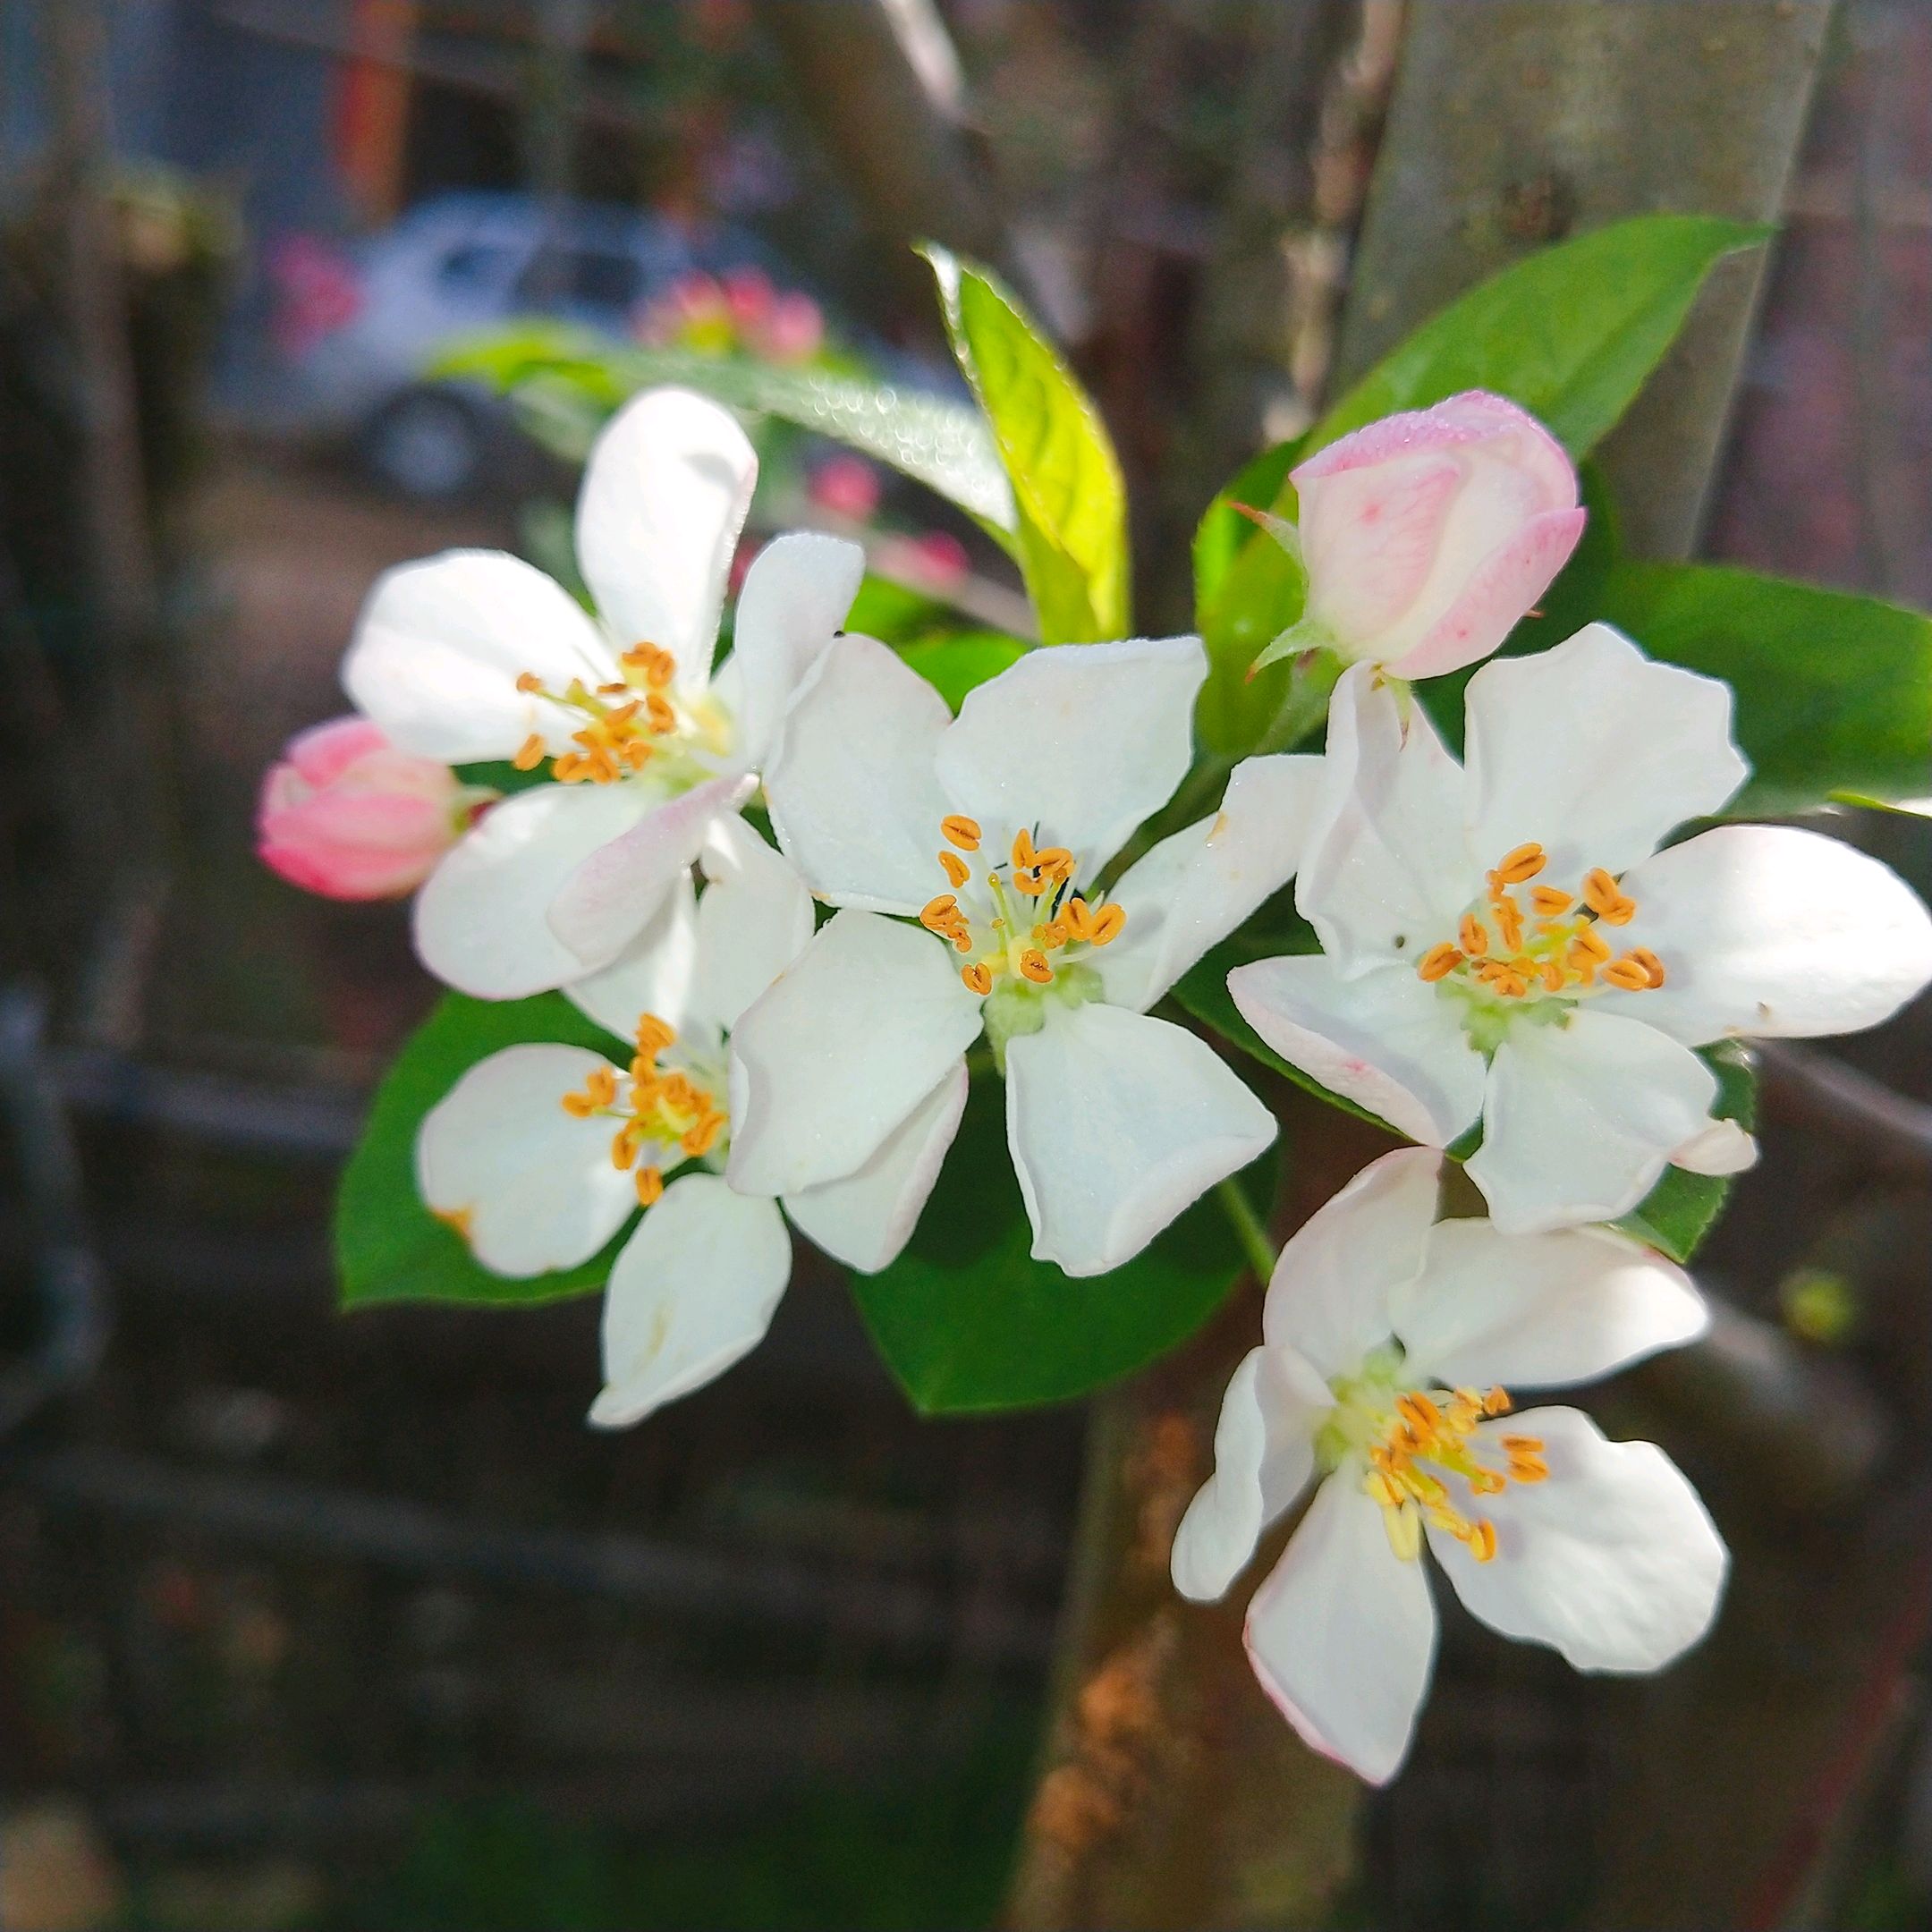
[
  {"x1": 434, "y1": 321, "x2": 1019, "y2": 546},
  {"x1": 921, "y1": 245, "x2": 1130, "y2": 643},
  {"x1": 849, "y1": 1080, "x2": 1264, "y2": 1414},
  {"x1": 337, "y1": 993, "x2": 627, "y2": 1309}
]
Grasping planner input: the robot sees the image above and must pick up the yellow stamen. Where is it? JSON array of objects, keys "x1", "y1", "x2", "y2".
[
  {"x1": 1019, "y1": 949, "x2": 1055, "y2": 986},
  {"x1": 515, "y1": 671, "x2": 544, "y2": 694},
  {"x1": 961, "y1": 961, "x2": 993, "y2": 996},
  {"x1": 622, "y1": 643, "x2": 676, "y2": 689},
  {"x1": 1495, "y1": 843, "x2": 1547, "y2": 886},
  {"x1": 634, "y1": 1165, "x2": 665, "y2": 1208},
  {"x1": 1418, "y1": 942, "x2": 1462, "y2": 982},
  {"x1": 1087, "y1": 903, "x2": 1126, "y2": 946},
  {"x1": 1012, "y1": 827, "x2": 1036, "y2": 869},
  {"x1": 938, "y1": 850, "x2": 970, "y2": 889},
  {"x1": 1603, "y1": 955, "x2": 1653, "y2": 992},
  {"x1": 940, "y1": 815, "x2": 981, "y2": 852},
  {"x1": 1459, "y1": 914, "x2": 1490, "y2": 959},
  {"x1": 1530, "y1": 886, "x2": 1574, "y2": 919},
  {"x1": 1630, "y1": 946, "x2": 1667, "y2": 988},
  {"x1": 635, "y1": 1014, "x2": 676, "y2": 1057},
  {"x1": 1493, "y1": 894, "x2": 1525, "y2": 953},
  {"x1": 513, "y1": 733, "x2": 547, "y2": 771}
]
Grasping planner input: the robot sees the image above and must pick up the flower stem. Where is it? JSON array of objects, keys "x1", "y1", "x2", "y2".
[{"x1": 1215, "y1": 1174, "x2": 1277, "y2": 1284}]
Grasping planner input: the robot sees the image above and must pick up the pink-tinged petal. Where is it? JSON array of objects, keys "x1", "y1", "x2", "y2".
[
  {"x1": 1604, "y1": 825, "x2": 1932, "y2": 1046},
  {"x1": 1430, "y1": 1407, "x2": 1727, "y2": 1674},
  {"x1": 546, "y1": 773, "x2": 758, "y2": 974},
  {"x1": 1245, "y1": 1471, "x2": 1438, "y2": 1786},
  {"x1": 1386, "y1": 505, "x2": 1587, "y2": 681},
  {"x1": 782, "y1": 1061, "x2": 969, "y2": 1274},
  {"x1": 1227, "y1": 953, "x2": 1487, "y2": 1148},
  {"x1": 1299, "y1": 453, "x2": 1464, "y2": 645},
  {"x1": 282, "y1": 716, "x2": 392, "y2": 786}
]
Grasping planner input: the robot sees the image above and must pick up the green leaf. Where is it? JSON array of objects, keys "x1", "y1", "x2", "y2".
[
  {"x1": 921, "y1": 246, "x2": 1129, "y2": 643},
  {"x1": 1313, "y1": 213, "x2": 1770, "y2": 457},
  {"x1": 1195, "y1": 215, "x2": 1767, "y2": 755},
  {"x1": 1614, "y1": 1044, "x2": 1758, "y2": 1264},
  {"x1": 1193, "y1": 438, "x2": 1300, "y2": 615},
  {"x1": 337, "y1": 993, "x2": 629, "y2": 1309},
  {"x1": 850, "y1": 1080, "x2": 1264, "y2": 1414},
  {"x1": 897, "y1": 632, "x2": 1030, "y2": 713},
  {"x1": 433, "y1": 321, "x2": 1019, "y2": 545},
  {"x1": 1586, "y1": 564, "x2": 1932, "y2": 816}
]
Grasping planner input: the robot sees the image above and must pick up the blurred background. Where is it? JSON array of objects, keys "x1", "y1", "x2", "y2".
[{"x1": 0, "y1": 3, "x2": 1928, "y2": 1928}]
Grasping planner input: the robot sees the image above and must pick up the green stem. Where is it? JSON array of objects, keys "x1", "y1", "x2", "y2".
[{"x1": 1215, "y1": 1174, "x2": 1277, "y2": 1284}]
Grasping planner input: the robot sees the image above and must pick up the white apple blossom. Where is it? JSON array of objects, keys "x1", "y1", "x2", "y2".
[
  {"x1": 1228, "y1": 624, "x2": 1932, "y2": 1234},
  {"x1": 343, "y1": 386, "x2": 864, "y2": 999},
  {"x1": 416, "y1": 821, "x2": 962, "y2": 1426},
  {"x1": 1173, "y1": 1146, "x2": 1724, "y2": 1785},
  {"x1": 726, "y1": 634, "x2": 1321, "y2": 1278}
]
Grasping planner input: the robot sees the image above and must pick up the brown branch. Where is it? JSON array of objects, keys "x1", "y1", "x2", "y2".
[{"x1": 1757, "y1": 1041, "x2": 1932, "y2": 1182}]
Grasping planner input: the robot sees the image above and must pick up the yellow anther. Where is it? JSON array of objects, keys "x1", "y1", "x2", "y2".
[
  {"x1": 515, "y1": 671, "x2": 544, "y2": 694},
  {"x1": 1062, "y1": 895, "x2": 1095, "y2": 942},
  {"x1": 1602, "y1": 955, "x2": 1653, "y2": 992},
  {"x1": 622, "y1": 643, "x2": 676, "y2": 689},
  {"x1": 1496, "y1": 843, "x2": 1547, "y2": 886},
  {"x1": 1629, "y1": 945, "x2": 1667, "y2": 987},
  {"x1": 1570, "y1": 925, "x2": 1613, "y2": 965},
  {"x1": 634, "y1": 1013, "x2": 675, "y2": 1058},
  {"x1": 961, "y1": 961, "x2": 994, "y2": 996},
  {"x1": 1019, "y1": 949, "x2": 1055, "y2": 986},
  {"x1": 938, "y1": 850, "x2": 970, "y2": 889},
  {"x1": 1493, "y1": 894, "x2": 1525, "y2": 953},
  {"x1": 513, "y1": 733, "x2": 547, "y2": 772},
  {"x1": 585, "y1": 1067, "x2": 616, "y2": 1106},
  {"x1": 1383, "y1": 1498, "x2": 1424, "y2": 1562},
  {"x1": 1483, "y1": 1387, "x2": 1512, "y2": 1416},
  {"x1": 1013, "y1": 868, "x2": 1049, "y2": 898},
  {"x1": 1459, "y1": 913, "x2": 1490, "y2": 959},
  {"x1": 1540, "y1": 958, "x2": 1566, "y2": 994},
  {"x1": 1012, "y1": 827, "x2": 1036, "y2": 869},
  {"x1": 1466, "y1": 1521, "x2": 1498, "y2": 1563},
  {"x1": 634, "y1": 1165, "x2": 665, "y2": 1208},
  {"x1": 919, "y1": 894, "x2": 962, "y2": 932},
  {"x1": 1088, "y1": 903, "x2": 1126, "y2": 946},
  {"x1": 1033, "y1": 845, "x2": 1075, "y2": 882},
  {"x1": 1530, "y1": 886, "x2": 1574, "y2": 919},
  {"x1": 681, "y1": 1111, "x2": 724, "y2": 1158},
  {"x1": 1417, "y1": 942, "x2": 1462, "y2": 983},
  {"x1": 940, "y1": 815, "x2": 981, "y2": 852},
  {"x1": 1582, "y1": 868, "x2": 1636, "y2": 924},
  {"x1": 561, "y1": 1091, "x2": 596, "y2": 1119}
]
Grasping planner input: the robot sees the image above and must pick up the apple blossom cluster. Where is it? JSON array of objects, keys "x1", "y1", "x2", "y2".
[{"x1": 264, "y1": 385, "x2": 1932, "y2": 1786}]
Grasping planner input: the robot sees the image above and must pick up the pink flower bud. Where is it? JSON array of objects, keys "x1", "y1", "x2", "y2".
[
  {"x1": 1292, "y1": 391, "x2": 1586, "y2": 680},
  {"x1": 807, "y1": 453, "x2": 883, "y2": 522},
  {"x1": 258, "y1": 716, "x2": 467, "y2": 901},
  {"x1": 749, "y1": 291, "x2": 824, "y2": 366}
]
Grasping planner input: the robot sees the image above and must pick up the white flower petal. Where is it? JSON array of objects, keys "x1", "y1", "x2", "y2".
[
  {"x1": 1431, "y1": 1406, "x2": 1727, "y2": 1672},
  {"x1": 782, "y1": 1062, "x2": 968, "y2": 1273},
  {"x1": 414, "y1": 784, "x2": 649, "y2": 998},
  {"x1": 1171, "y1": 1345, "x2": 1326, "y2": 1604},
  {"x1": 1227, "y1": 953, "x2": 1487, "y2": 1148},
  {"x1": 1606, "y1": 825, "x2": 1932, "y2": 1046},
  {"x1": 763, "y1": 635, "x2": 955, "y2": 913},
  {"x1": 1004, "y1": 1003, "x2": 1276, "y2": 1279},
  {"x1": 1261, "y1": 1146, "x2": 1441, "y2": 1374},
  {"x1": 589, "y1": 1175, "x2": 791, "y2": 1428},
  {"x1": 417, "y1": 1043, "x2": 636, "y2": 1275},
  {"x1": 726, "y1": 910, "x2": 985, "y2": 1195},
  {"x1": 1467, "y1": 1009, "x2": 1720, "y2": 1234},
  {"x1": 724, "y1": 532, "x2": 867, "y2": 764},
  {"x1": 934, "y1": 637, "x2": 1207, "y2": 875},
  {"x1": 574, "y1": 387, "x2": 756, "y2": 691},
  {"x1": 1245, "y1": 1471, "x2": 1438, "y2": 1786},
  {"x1": 547, "y1": 773, "x2": 758, "y2": 973},
  {"x1": 343, "y1": 551, "x2": 614, "y2": 762},
  {"x1": 565, "y1": 870, "x2": 702, "y2": 1046},
  {"x1": 1673, "y1": 1117, "x2": 1758, "y2": 1175},
  {"x1": 1097, "y1": 754, "x2": 1325, "y2": 1013},
  {"x1": 692, "y1": 818, "x2": 817, "y2": 1033},
  {"x1": 1463, "y1": 623, "x2": 1748, "y2": 878},
  {"x1": 1393, "y1": 1219, "x2": 1707, "y2": 1391},
  {"x1": 1295, "y1": 663, "x2": 1478, "y2": 975}
]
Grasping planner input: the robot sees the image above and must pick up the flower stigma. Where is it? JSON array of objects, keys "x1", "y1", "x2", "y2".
[
  {"x1": 559, "y1": 1012, "x2": 730, "y2": 1207},
  {"x1": 1316, "y1": 1350, "x2": 1546, "y2": 1564}
]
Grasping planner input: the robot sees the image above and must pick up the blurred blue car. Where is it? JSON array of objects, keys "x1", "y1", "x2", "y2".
[{"x1": 263, "y1": 191, "x2": 798, "y2": 498}]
